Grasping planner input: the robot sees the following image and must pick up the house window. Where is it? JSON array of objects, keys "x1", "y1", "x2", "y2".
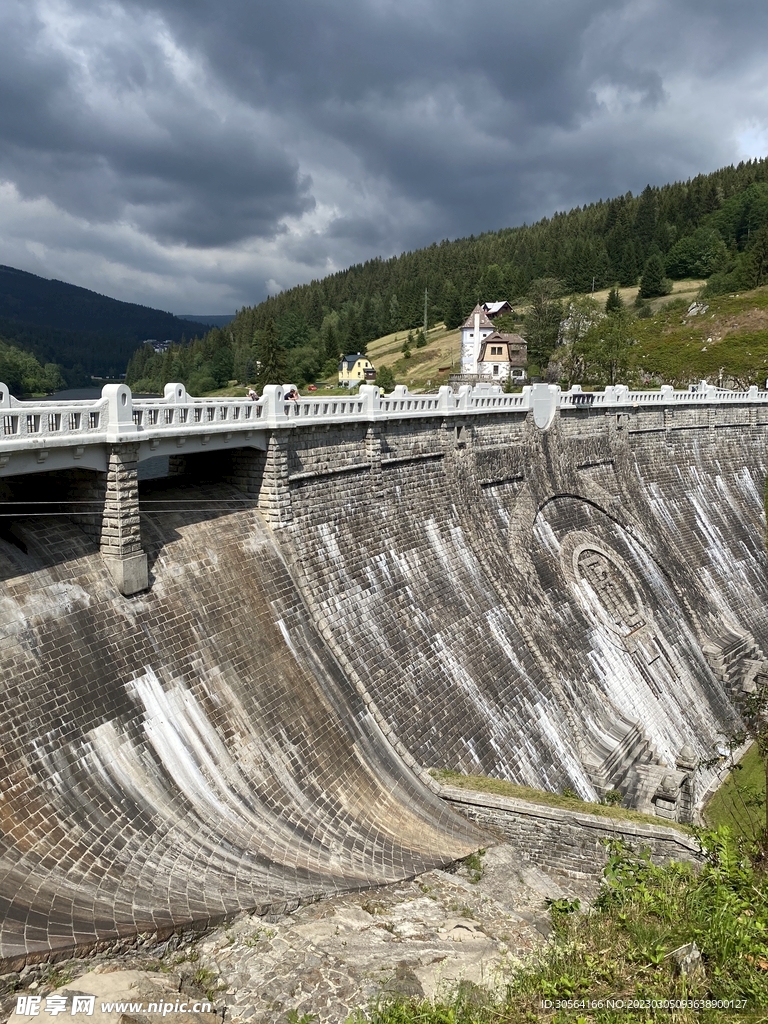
[
  {"x1": 490, "y1": 346, "x2": 502, "y2": 355},
  {"x1": 493, "y1": 365, "x2": 499, "y2": 375}
]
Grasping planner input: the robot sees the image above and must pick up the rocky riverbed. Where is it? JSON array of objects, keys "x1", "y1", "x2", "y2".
[{"x1": 2, "y1": 845, "x2": 595, "y2": 1024}]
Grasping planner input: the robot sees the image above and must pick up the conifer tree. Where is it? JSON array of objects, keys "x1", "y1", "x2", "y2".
[
  {"x1": 618, "y1": 242, "x2": 639, "y2": 287},
  {"x1": 525, "y1": 278, "x2": 563, "y2": 369},
  {"x1": 442, "y1": 282, "x2": 464, "y2": 329},
  {"x1": 605, "y1": 286, "x2": 624, "y2": 313},
  {"x1": 746, "y1": 224, "x2": 768, "y2": 288},
  {"x1": 639, "y1": 252, "x2": 671, "y2": 299},
  {"x1": 257, "y1": 318, "x2": 284, "y2": 389},
  {"x1": 389, "y1": 294, "x2": 401, "y2": 332},
  {"x1": 634, "y1": 185, "x2": 659, "y2": 260}
]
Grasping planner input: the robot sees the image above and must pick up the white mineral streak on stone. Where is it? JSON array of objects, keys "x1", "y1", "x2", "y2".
[
  {"x1": 276, "y1": 618, "x2": 300, "y2": 661},
  {"x1": 645, "y1": 465, "x2": 748, "y2": 629},
  {"x1": 532, "y1": 517, "x2": 560, "y2": 556},
  {"x1": 0, "y1": 595, "x2": 29, "y2": 638},
  {"x1": 436, "y1": 638, "x2": 520, "y2": 752},
  {"x1": 0, "y1": 583, "x2": 91, "y2": 638},
  {"x1": 369, "y1": 550, "x2": 394, "y2": 585},
  {"x1": 735, "y1": 465, "x2": 762, "y2": 509},
  {"x1": 687, "y1": 491, "x2": 738, "y2": 579},
  {"x1": 484, "y1": 607, "x2": 593, "y2": 794},
  {"x1": 644, "y1": 477, "x2": 680, "y2": 535},
  {"x1": 424, "y1": 519, "x2": 483, "y2": 586},
  {"x1": 316, "y1": 522, "x2": 343, "y2": 563},
  {"x1": 584, "y1": 629, "x2": 675, "y2": 766},
  {"x1": 66, "y1": 670, "x2": 349, "y2": 879}
]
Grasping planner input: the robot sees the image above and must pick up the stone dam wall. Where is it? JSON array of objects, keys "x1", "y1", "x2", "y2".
[
  {"x1": 440, "y1": 785, "x2": 702, "y2": 883},
  {"x1": 0, "y1": 484, "x2": 481, "y2": 969},
  {"x1": 273, "y1": 401, "x2": 767, "y2": 812},
  {"x1": 1, "y1": 395, "x2": 767, "y2": 965}
]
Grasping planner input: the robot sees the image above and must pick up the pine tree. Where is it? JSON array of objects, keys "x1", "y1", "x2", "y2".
[
  {"x1": 635, "y1": 185, "x2": 659, "y2": 260},
  {"x1": 746, "y1": 224, "x2": 768, "y2": 288},
  {"x1": 618, "y1": 242, "x2": 639, "y2": 287},
  {"x1": 389, "y1": 294, "x2": 401, "y2": 332},
  {"x1": 605, "y1": 286, "x2": 623, "y2": 313},
  {"x1": 443, "y1": 282, "x2": 464, "y2": 329},
  {"x1": 639, "y1": 252, "x2": 671, "y2": 299},
  {"x1": 257, "y1": 318, "x2": 284, "y2": 388},
  {"x1": 525, "y1": 278, "x2": 563, "y2": 369}
]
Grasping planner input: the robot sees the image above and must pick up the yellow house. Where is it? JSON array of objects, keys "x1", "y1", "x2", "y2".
[{"x1": 338, "y1": 352, "x2": 375, "y2": 387}]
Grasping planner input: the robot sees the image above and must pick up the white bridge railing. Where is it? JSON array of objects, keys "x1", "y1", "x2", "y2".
[{"x1": 0, "y1": 379, "x2": 763, "y2": 450}]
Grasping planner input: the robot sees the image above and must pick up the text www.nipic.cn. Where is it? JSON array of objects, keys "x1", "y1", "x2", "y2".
[{"x1": 16, "y1": 997, "x2": 213, "y2": 1017}]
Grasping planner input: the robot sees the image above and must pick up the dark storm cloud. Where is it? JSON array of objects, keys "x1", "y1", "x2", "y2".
[
  {"x1": 0, "y1": 0, "x2": 767, "y2": 308},
  {"x1": 0, "y1": 0, "x2": 313, "y2": 247}
]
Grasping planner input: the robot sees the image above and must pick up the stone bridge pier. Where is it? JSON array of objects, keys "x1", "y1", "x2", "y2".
[{"x1": 100, "y1": 442, "x2": 147, "y2": 595}]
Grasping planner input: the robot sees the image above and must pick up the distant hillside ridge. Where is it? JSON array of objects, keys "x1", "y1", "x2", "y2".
[
  {"x1": 0, "y1": 265, "x2": 209, "y2": 379},
  {"x1": 177, "y1": 314, "x2": 236, "y2": 327},
  {"x1": 212, "y1": 157, "x2": 768, "y2": 382}
]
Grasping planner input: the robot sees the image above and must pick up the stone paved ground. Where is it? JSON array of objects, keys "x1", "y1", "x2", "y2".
[{"x1": 1, "y1": 845, "x2": 596, "y2": 1024}]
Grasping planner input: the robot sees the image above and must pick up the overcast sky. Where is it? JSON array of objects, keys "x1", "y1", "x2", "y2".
[{"x1": 0, "y1": 0, "x2": 767, "y2": 313}]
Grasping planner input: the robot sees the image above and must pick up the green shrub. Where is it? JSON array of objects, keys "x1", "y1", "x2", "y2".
[{"x1": 350, "y1": 828, "x2": 768, "y2": 1022}]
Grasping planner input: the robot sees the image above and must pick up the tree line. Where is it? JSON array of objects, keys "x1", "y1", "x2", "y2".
[
  {"x1": 0, "y1": 340, "x2": 65, "y2": 396},
  {"x1": 127, "y1": 157, "x2": 768, "y2": 393}
]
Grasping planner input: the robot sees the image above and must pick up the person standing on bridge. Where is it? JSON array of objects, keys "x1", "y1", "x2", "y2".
[{"x1": 246, "y1": 387, "x2": 258, "y2": 401}]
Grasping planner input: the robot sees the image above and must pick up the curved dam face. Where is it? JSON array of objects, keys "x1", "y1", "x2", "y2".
[
  {"x1": 2, "y1": 394, "x2": 768, "y2": 967},
  {"x1": 0, "y1": 483, "x2": 480, "y2": 969},
  {"x1": 278, "y1": 402, "x2": 768, "y2": 804}
]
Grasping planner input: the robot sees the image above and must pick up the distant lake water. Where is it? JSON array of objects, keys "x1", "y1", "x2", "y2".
[{"x1": 38, "y1": 388, "x2": 159, "y2": 401}]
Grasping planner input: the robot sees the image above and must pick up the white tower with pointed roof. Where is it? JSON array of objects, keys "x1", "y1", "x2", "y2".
[{"x1": 460, "y1": 304, "x2": 495, "y2": 374}]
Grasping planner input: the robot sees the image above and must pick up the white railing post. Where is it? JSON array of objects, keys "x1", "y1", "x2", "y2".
[
  {"x1": 164, "y1": 382, "x2": 191, "y2": 404},
  {"x1": 260, "y1": 384, "x2": 289, "y2": 428},
  {"x1": 456, "y1": 384, "x2": 472, "y2": 411},
  {"x1": 661, "y1": 385, "x2": 674, "y2": 404},
  {"x1": 357, "y1": 384, "x2": 380, "y2": 416},
  {"x1": 437, "y1": 385, "x2": 456, "y2": 412},
  {"x1": 102, "y1": 384, "x2": 137, "y2": 442}
]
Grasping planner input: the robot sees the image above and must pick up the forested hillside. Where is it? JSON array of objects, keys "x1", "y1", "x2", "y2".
[
  {"x1": 122, "y1": 155, "x2": 768, "y2": 393},
  {"x1": 0, "y1": 341, "x2": 65, "y2": 396},
  {"x1": 0, "y1": 265, "x2": 209, "y2": 380}
]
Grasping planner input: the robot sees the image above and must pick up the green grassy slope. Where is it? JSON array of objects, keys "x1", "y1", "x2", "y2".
[
  {"x1": 632, "y1": 285, "x2": 768, "y2": 388},
  {"x1": 704, "y1": 744, "x2": 767, "y2": 842}
]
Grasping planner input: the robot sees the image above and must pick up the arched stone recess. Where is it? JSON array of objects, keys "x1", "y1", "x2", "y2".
[{"x1": 527, "y1": 495, "x2": 739, "y2": 809}]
